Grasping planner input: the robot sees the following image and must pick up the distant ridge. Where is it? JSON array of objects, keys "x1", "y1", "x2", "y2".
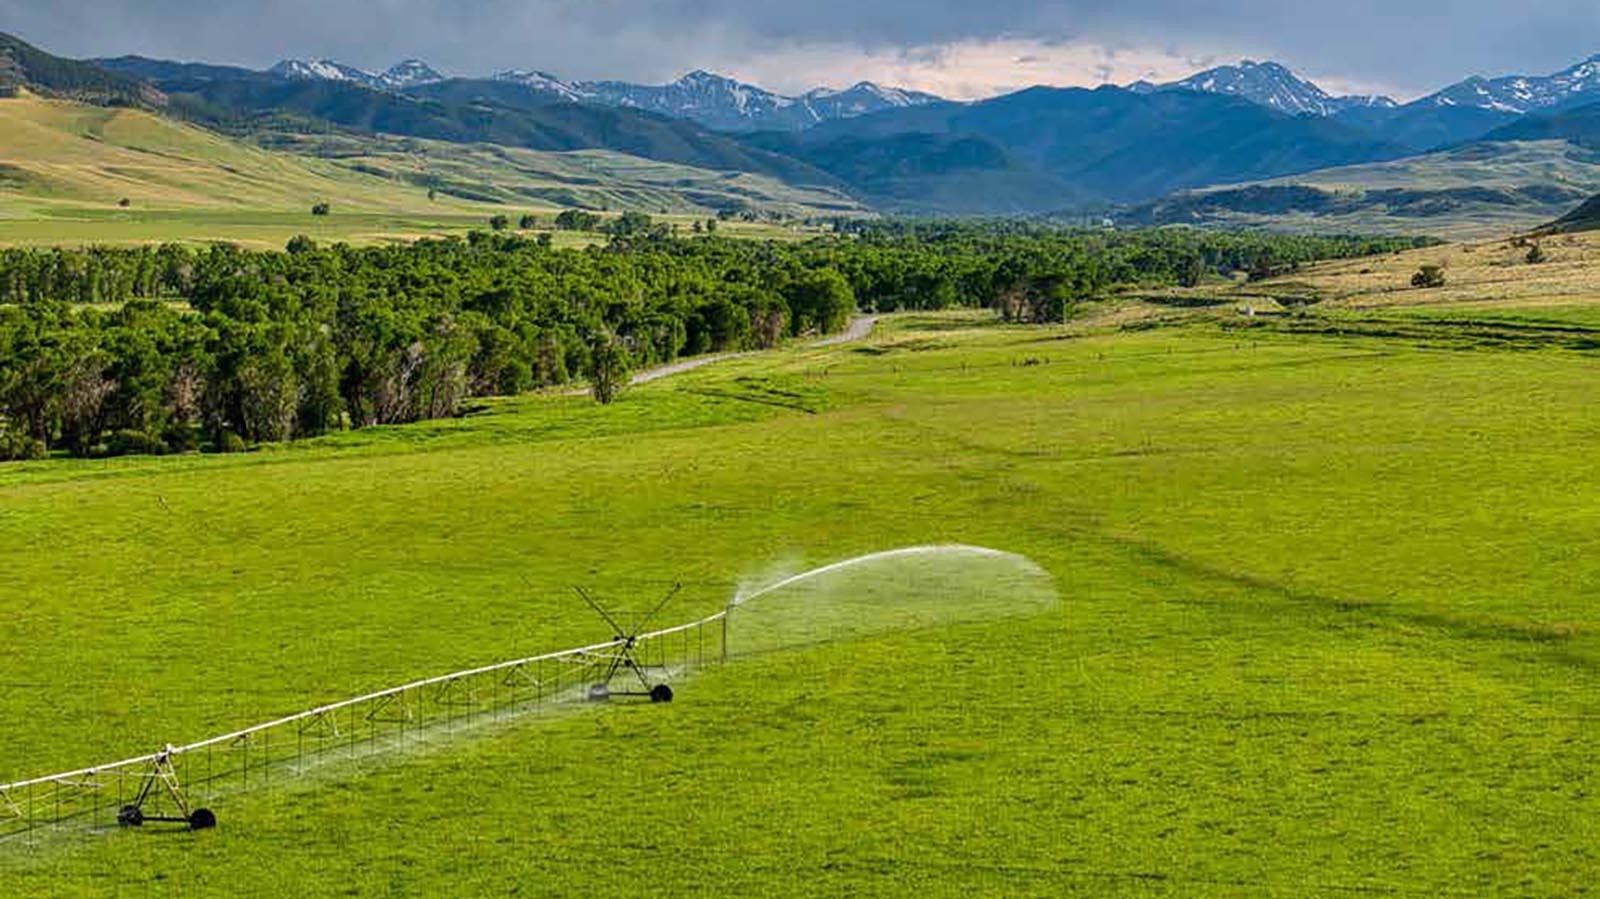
[
  {"x1": 470, "y1": 68, "x2": 945, "y2": 132},
  {"x1": 1537, "y1": 192, "x2": 1600, "y2": 233},
  {"x1": 0, "y1": 32, "x2": 162, "y2": 106},
  {"x1": 233, "y1": 55, "x2": 947, "y2": 132},
  {"x1": 1418, "y1": 55, "x2": 1600, "y2": 114},
  {"x1": 269, "y1": 57, "x2": 445, "y2": 91}
]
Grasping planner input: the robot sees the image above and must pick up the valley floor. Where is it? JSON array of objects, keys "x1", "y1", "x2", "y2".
[{"x1": 1, "y1": 250, "x2": 1599, "y2": 895}]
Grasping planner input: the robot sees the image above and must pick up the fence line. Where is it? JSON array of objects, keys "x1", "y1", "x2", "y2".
[{"x1": 0, "y1": 608, "x2": 731, "y2": 844}]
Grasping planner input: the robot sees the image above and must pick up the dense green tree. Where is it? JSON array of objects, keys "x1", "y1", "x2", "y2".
[
  {"x1": 587, "y1": 332, "x2": 630, "y2": 405},
  {"x1": 1412, "y1": 265, "x2": 1446, "y2": 289},
  {"x1": 0, "y1": 225, "x2": 1427, "y2": 457}
]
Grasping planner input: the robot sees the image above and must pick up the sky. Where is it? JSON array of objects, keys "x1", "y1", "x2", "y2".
[{"x1": 1, "y1": 1, "x2": 1598, "y2": 101}]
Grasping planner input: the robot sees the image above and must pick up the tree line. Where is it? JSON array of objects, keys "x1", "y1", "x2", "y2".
[{"x1": 0, "y1": 224, "x2": 1428, "y2": 460}]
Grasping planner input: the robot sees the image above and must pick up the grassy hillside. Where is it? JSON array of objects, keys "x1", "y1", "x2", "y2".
[
  {"x1": 100, "y1": 64, "x2": 842, "y2": 191},
  {"x1": 1121, "y1": 140, "x2": 1600, "y2": 237},
  {"x1": 0, "y1": 94, "x2": 859, "y2": 246},
  {"x1": 1539, "y1": 192, "x2": 1600, "y2": 233},
  {"x1": 1128, "y1": 228, "x2": 1600, "y2": 326},
  {"x1": 265, "y1": 131, "x2": 864, "y2": 217},
  {"x1": 2, "y1": 249, "x2": 1600, "y2": 894}
]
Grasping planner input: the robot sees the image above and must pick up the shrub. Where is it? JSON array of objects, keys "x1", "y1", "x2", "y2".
[
  {"x1": 311, "y1": 203, "x2": 331, "y2": 216},
  {"x1": 217, "y1": 431, "x2": 248, "y2": 454},
  {"x1": 1526, "y1": 244, "x2": 1548, "y2": 265},
  {"x1": 1411, "y1": 265, "x2": 1446, "y2": 289},
  {"x1": 105, "y1": 429, "x2": 167, "y2": 458},
  {"x1": 163, "y1": 422, "x2": 200, "y2": 454},
  {"x1": 554, "y1": 209, "x2": 600, "y2": 231},
  {"x1": 489, "y1": 214, "x2": 510, "y2": 232},
  {"x1": 0, "y1": 430, "x2": 47, "y2": 462},
  {"x1": 519, "y1": 214, "x2": 539, "y2": 229}
]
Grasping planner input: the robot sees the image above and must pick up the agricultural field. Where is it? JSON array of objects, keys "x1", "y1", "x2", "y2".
[
  {"x1": 0, "y1": 94, "x2": 848, "y2": 248},
  {"x1": 2, "y1": 246, "x2": 1598, "y2": 896}
]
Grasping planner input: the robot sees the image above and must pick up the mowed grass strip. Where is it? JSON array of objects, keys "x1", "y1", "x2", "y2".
[{"x1": 1, "y1": 313, "x2": 1597, "y2": 896}]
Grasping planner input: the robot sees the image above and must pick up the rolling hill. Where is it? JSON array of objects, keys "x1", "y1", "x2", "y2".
[
  {"x1": 0, "y1": 91, "x2": 863, "y2": 246},
  {"x1": 1537, "y1": 192, "x2": 1600, "y2": 234},
  {"x1": 0, "y1": 91, "x2": 441, "y2": 211},
  {"x1": 1118, "y1": 140, "x2": 1600, "y2": 237},
  {"x1": 264, "y1": 130, "x2": 863, "y2": 216}
]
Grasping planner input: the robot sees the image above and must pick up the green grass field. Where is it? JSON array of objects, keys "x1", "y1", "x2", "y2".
[{"x1": 1, "y1": 288, "x2": 1597, "y2": 895}]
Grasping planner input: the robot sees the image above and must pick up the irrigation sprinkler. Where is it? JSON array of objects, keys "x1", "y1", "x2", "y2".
[
  {"x1": 116, "y1": 747, "x2": 215, "y2": 831},
  {"x1": 575, "y1": 584, "x2": 681, "y2": 704},
  {"x1": 0, "y1": 545, "x2": 1056, "y2": 846}
]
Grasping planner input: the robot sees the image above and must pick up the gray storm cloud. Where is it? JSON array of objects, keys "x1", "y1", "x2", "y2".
[{"x1": 0, "y1": 0, "x2": 1597, "y2": 97}]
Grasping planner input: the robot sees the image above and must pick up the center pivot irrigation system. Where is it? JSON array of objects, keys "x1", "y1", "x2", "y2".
[
  {"x1": 0, "y1": 545, "x2": 1057, "y2": 846},
  {"x1": 576, "y1": 585, "x2": 682, "y2": 705},
  {"x1": 96, "y1": 585, "x2": 687, "y2": 834},
  {"x1": 0, "y1": 583, "x2": 717, "y2": 841}
]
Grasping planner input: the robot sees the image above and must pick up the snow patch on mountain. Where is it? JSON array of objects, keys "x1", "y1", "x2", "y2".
[
  {"x1": 381, "y1": 59, "x2": 444, "y2": 89},
  {"x1": 1419, "y1": 55, "x2": 1600, "y2": 114},
  {"x1": 272, "y1": 57, "x2": 446, "y2": 91},
  {"x1": 1152, "y1": 60, "x2": 1397, "y2": 117},
  {"x1": 481, "y1": 68, "x2": 944, "y2": 131}
]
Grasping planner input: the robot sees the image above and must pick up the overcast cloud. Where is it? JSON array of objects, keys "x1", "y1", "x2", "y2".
[{"x1": 1, "y1": 1, "x2": 1598, "y2": 100}]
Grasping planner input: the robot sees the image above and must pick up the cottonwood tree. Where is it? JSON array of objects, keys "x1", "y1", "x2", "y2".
[{"x1": 587, "y1": 332, "x2": 630, "y2": 405}]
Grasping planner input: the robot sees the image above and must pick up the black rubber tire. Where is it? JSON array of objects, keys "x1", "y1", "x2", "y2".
[
  {"x1": 188, "y1": 808, "x2": 217, "y2": 830},
  {"x1": 117, "y1": 805, "x2": 144, "y2": 828},
  {"x1": 650, "y1": 684, "x2": 674, "y2": 704}
]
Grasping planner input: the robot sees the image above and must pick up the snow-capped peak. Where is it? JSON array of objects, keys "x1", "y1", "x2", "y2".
[
  {"x1": 270, "y1": 57, "x2": 445, "y2": 91},
  {"x1": 802, "y1": 81, "x2": 942, "y2": 118},
  {"x1": 268, "y1": 55, "x2": 945, "y2": 131},
  {"x1": 492, "y1": 69, "x2": 587, "y2": 101},
  {"x1": 1145, "y1": 59, "x2": 1397, "y2": 117},
  {"x1": 269, "y1": 58, "x2": 382, "y2": 87},
  {"x1": 675, "y1": 70, "x2": 729, "y2": 87},
  {"x1": 1420, "y1": 53, "x2": 1600, "y2": 114},
  {"x1": 381, "y1": 59, "x2": 444, "y2": 89}
]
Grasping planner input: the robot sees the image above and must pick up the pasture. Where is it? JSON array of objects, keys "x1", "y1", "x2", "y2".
[
  {"x1": 1, "y1": 286, "x2": 1597, "y2": 895},
  {"x1": 0, "y1": 94, "x2": 844, "y2": 248}
]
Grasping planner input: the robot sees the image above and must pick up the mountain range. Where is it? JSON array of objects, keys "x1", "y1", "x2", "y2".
[
  {"x1": 5, "y1": 30, "x2": 1600, "y2": 226},
  {"x1": 251, "y1": 51, "x2": 1600, "y2": 154},
  {"x1": 265, "y1": 57, "x2": 942, "y2": 132}
]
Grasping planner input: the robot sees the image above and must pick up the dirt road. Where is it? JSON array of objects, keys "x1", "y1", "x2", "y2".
[{"x1": 627, "y1": 316, "x2": 879, "y2": 385}]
